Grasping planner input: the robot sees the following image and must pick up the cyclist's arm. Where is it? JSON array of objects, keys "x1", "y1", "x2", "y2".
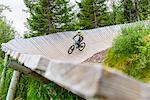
[{"x1": 73, "y1": 34, "x2": 78, "y2": 40}]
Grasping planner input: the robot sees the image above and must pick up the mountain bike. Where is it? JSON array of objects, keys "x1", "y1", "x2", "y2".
[{"x1": 68, "y1": 40, "x2": 86, "y2": 54}]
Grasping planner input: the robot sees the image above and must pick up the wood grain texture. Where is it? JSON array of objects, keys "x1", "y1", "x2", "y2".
[{"x1": 44, "y1": 61, "x2": 147, "y2": 100}]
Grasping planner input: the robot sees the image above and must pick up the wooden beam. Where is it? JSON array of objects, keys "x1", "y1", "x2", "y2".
[
  {"x1": 10, "y1": 61, "x2": 50, "y2": 84},
  {"x1": 44, "y1": 61, "x2": 150, "y2": 100},
  {"x1": 6, "y1": 71, "x2": 20, "y2": 100}
]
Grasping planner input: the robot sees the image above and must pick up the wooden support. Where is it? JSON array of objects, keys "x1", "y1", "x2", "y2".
[
  {"x1": 6, "y1": 71, "x2": 20, "y2": 100},
  {"x1": 10, "y1": 61, "x2": 50, "y2": 84},
  {"x1": 0, "y1": 54, "x2": 8, "y2": 93},
  {"x1": 44, "y1": 61, "x2": 150, "y2": 100}
]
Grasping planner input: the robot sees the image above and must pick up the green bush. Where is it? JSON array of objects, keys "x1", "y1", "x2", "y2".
[{"x1": 104, "y1": 24, "x2": 150, "y2": 82}]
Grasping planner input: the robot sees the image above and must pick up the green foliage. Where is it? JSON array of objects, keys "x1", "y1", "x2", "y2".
[
  {"x1": 121, "y1": 0, "x2": 135, "y2": 22},
  {"x1": 0, "y1": 19, "x2": 15, "y2": 44},
  {"x1": 108, "y1": 0, "x2": 150, "y2": 24},
  {"x1": 24, "y1": 0, "x2": 55, "y2": 36},
  {"x1": 53, "y1": 0, "x2": 75, "y2": 32},
  {"x1": 0, "y1": 5, "x2": 15, "y2": 57},
  {"x1": 77, "y1": 0, "x2": 109, "y2": 29},
  {"x1": 138, "y1": 0, "x2": 150, "y2": 20},
  {"x1": 24, "y1": 0, "x2": 75, "y2": 37},
  {"x1": 105, "y1": 24, "x2": 150, "y2": 82},
  {"x1": 0, "y1": 19, "x2": 15, "y2": 58},
  {"x1": 108, "y1": 2, "x2": 125, "y2": 25}
]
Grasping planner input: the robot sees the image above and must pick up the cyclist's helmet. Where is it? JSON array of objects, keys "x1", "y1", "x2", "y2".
[
  {"x1": 77, "y1": 30, "x2": 81, "y2": 33},
  {"x1": 77, "y1": 30, "x2": 83, "y2": 36}
]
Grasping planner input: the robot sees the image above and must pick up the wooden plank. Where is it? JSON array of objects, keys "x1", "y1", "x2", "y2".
[
  {"x1": 44, "y1": 61, "x2": 149, "y2": 100},
  {"x1": 10, "y1": 61, "x2": 50, "y2": 84}
]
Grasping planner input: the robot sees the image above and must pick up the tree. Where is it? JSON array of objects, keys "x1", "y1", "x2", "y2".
[
  {"x1": 108, "y1": 2, "x2": 125, "y2": 25},
  {"x1": 120, "y1": 0, "x2": 150, "y2": 22},
  {"x1": 0, "y1": 5, "x2": 15, "y2": 58},
  {"x1": 24, "y1": 0, "x2": 55, "y2": 36},
  {"x1": 24, "y1": 0, "x2": 75, "y2": 37},
  {"x1": 134, "y1": 0, "x2": 138, "y2": 21},
  {"x1": 121, "y1": 0, "x2": 135, "y2": 23},
  {"x1": 52, "y1": 0, "x2": 75, "y2": 32},
  {"x1": 138, "y1": 0, "x2": 150, "y2": 20},
  {"x1": 77, "y1": 0, "x2": 109, "y2": 29}
]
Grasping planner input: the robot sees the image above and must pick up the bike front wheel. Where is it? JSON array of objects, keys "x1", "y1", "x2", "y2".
[
  {"x1": 68, "y1": 45, "x2": 75, "y2": 54},
  {"x1": 79, "y1": 42, "x2": 86, "y2": 51}
]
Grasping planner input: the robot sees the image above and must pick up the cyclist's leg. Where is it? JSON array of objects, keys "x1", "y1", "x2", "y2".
[
  {"x1": 80, "y1": 36, "x2": 83, "y2": 42},
  {"x1": 74, "y1": 40, "x2": 79, "y2": 48},
  {"x1": 79, "y1": 36, "x2": 83, "y2": 43},
  {"x1": 76, "y1": 40, "x2": 80, "y2": 48}
]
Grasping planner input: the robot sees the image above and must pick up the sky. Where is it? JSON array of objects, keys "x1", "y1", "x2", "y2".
[
  {"x1": 1, "y1": 0, "x2": 29, "y2": 36},
  {"x1": 0, "y1": 0, "x2": 113, "y2": 36}
]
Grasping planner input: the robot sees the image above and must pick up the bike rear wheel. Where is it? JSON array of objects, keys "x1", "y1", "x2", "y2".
[
  {"x1": 68, "y1": 45, "x2": 75, "y2": 54},
  {"x1": 79, "y1": 42, "x2": 86, "y2": 51}
]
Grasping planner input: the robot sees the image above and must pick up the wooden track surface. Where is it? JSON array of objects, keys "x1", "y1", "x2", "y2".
[{"x1": 2, "y1": 21, "x2": 149, "y2": 71}]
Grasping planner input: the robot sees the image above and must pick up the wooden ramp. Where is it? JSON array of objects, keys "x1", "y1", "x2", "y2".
[
  {"x1": 2, "y1": 21, "x2": 149, "y2": 71},
  {"x1": 1, "y1": 21, "x2": 150, "y2": 100}
]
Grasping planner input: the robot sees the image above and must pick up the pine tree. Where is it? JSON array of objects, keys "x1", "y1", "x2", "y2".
[
  {"x1": 77, "y1": 0, "x2": 108, "y2": 29},
  {"x1": 0, "y1": 5, "x2": 15, "y2": 57},
  {"x1": 121, "y1": 0, "x2": 135, "y2": 23},
  {"x1": 138, "y1": 0, "x2": 150, "y2": 20},
  {"x1": 120, "y1": 0, "x2": 150, "y2": 22},
  {"x1": 108, "y1": 2, "x2": 125, "y2": 25},
  {"x1": 52, "y1": 0, "x2": 75, "y2": 32},
  {"x1": 24, "y1": 0, "x2": 55, "y2": 36},
  {"x1": 24, "y1": 0, "x2": 75, "y2": 37}
]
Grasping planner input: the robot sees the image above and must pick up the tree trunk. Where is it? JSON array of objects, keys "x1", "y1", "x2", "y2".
[
  {"x1": 47, "y1": 0, "x2": 53, "y2": 34},
  {"x1": 93, "y1": 1, "x2": 98, "y2": 28},
  {"x1": 134, "y1": 0, "x2": 139, "y2": 21}
]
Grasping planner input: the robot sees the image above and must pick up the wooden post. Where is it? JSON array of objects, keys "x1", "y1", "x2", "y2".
[
  {"x1": 0, "y1": 54, "x2": 8, "y2": 93},
  {"x1": 6, "y1": 71, "x2": 21, "y2": 100}
]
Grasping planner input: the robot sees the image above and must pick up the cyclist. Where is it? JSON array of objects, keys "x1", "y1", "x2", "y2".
[{"x1": 73, "y1": 30, "x2": 84, "y2": 48}]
